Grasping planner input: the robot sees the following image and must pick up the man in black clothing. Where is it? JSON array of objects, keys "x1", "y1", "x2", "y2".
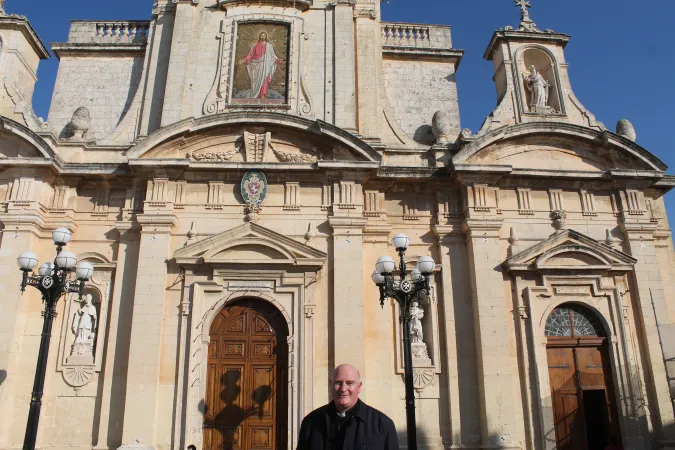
[{"x1": 296, "y1": 364, "x2": 399, "y2": 450}]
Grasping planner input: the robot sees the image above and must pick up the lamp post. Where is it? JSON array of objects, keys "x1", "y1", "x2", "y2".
[
  {"x1": 371, "y1": 233, "x2": 435, "y2": 450},
  {"x1": 16, "y1": 228, "x2": 94, "y2": 450}
]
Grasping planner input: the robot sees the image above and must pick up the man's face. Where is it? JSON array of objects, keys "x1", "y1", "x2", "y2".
[
  {"x1": 331, "y1": 365, "x2": 362, "y2": 411},
  {"x1": 260, "y1": 33, "x2": 267, "y2": 41}
]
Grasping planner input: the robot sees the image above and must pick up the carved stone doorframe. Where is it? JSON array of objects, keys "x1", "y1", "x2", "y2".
[{"x1": 177, "y1": 269, "x2": 317, "y2": 450}]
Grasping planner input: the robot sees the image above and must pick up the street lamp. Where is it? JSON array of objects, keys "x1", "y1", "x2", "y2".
[
  {"x1": 16, "y1": 227, "x2": 94, "y2": 450},
  {"x1": 372, "y1": 233, "x2": 435, "y2": 450}
]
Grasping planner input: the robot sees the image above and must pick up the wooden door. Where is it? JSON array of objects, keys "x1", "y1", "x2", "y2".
[
  {"x1": 547, "y1": 347, "x2": 587, "y2": 450},
  {"x1": 203, "y1": 301, "x2": 288, "y2": 450},
  {"x1": 547, "y1": 345, "x2": 618, "y2": 450}
]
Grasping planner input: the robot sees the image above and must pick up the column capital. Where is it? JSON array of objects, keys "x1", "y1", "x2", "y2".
[
  {"x1": 136, "y1": 213, "x2": 178, "y2": 234},
  {"x1": 433, "y1": 224, "x2": 464, "y2": 242},
  {"x1": 0, "y1": 213, "x2": 46, "y2": 237},
  {"x1": 620, "y1": 222, "x2": 658, "y2": 240},
  {"x1": 328, "y1": 216, "x2": 367, "y2": 234},
  {"x1": 462, "y1": 218, "x2": 504, "y2": 238}
]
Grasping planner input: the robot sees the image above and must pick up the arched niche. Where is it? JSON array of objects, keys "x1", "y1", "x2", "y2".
[{"x1": 517, "y1": 46, "x2": 564, "y2": 115}]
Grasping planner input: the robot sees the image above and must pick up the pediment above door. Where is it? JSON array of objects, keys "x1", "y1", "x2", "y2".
[
  {"x1": 173, "y1": 222, "x2": 327, "y2": 269},
  {"x1": 504, "y1": 229, "x2": 636, "y2": 272}
]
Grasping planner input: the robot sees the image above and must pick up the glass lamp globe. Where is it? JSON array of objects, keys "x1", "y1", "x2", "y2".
[
  {"x1": 75, "y1": 261, "x2": 95, "y2": 281},
  {"x1": 38, "y1": 262, "x2": 55, "y2": 277},
  {"x1": 392, "y1": 233, "x2": 410, "y2": 251},
  {"x1": 411, "y1": 268, "x2": 422, "y2": 282},
  {"x1": 375, "y1": 256, "x2": 395, "y2": 275},
  {"x1": 52, "y1": 228, "x2": 72, "y2": 246},
  {"x1": 55, "y1": 251, "x2": 77, "y2": 270},
  {"x1": 416, "y1": 256, "x2": 435, "y2": 275},
  {"x1": 371, "y1": 270, "x2": 385, "y2": 285},
  {"x1": 17, "y1": 251, "x2": 39, "y2": 271}
]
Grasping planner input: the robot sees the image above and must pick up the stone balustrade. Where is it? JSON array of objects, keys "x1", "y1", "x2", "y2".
[
  {"x1": 381, "y1": 22, "x2": 453, "y2": 50},
  {"x1": 67, "y1": 20, "x2": 150, "y2": 44}
]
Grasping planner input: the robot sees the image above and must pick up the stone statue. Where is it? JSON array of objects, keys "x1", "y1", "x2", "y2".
[
  {"x1": 70, "y1": 294, "x2": 97, "y2": 358},
  {"x1": 410, "y1": 301, "x2": 424, "y2": 344},
  {"x1": 0, "y1": 0, "x2": 6, "y2": 16},
  {"x1": 523, "y1": 65, "x2": 550, "y2": 112}
]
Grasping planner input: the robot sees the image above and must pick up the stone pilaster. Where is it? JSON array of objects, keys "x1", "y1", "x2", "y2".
[
  {"x1": 0, "y1": 214, "x2": 45, "y2": 446},
  {"x1": 328, "y1": 216, "x2": 367, "y2": 371},
  {"x1": 434, "y1": 224, "x2": 475, "y2": 445},
  {"x1": 161, "y1": 0, "x2": 196, "y2": 128},
  {"x1": 140, "y1": 3, "x2": 176, "y2": 136},
  {"x1": 354, "y1": 9, "x2": 382, "y2": 138},
  {"x1": 332, "y1": 2, "x2": 357, "y2": 132},
  {"x1": 119, "y1": 213, "x2": 177, "y2": 450},
  {"x1": 94, "y1": 221, "x2": 141, "y2": 450},
  {"x1": 462, "y1": 218, "x2": 523, "y2": 448},
  {"x1": 620, "y1": 221, "x2": 675, "y2": 441}
]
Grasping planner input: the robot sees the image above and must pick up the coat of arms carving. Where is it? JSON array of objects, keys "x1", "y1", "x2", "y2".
[{"x1": 241, "y1": 171, "x2": 267, "y2": 222}]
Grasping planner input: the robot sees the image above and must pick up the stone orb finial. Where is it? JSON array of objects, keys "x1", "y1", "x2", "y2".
[
  {"x1": 69, "y1": 107, "x2": 91, "y2": 140},
  {"x1": 432, "y1": 111, "x2": 454, "y2": 145},
  {"x1": 616, "y1": 119, "x2": 636, "y2": 141}
]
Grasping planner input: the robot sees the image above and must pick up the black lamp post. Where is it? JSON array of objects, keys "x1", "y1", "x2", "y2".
[
  {"x1": 371, "y1": 233, "x2": 435, "y2": 450},
  {"x1": 16, "y1": 227, "x2": 94, "y2": 450}
]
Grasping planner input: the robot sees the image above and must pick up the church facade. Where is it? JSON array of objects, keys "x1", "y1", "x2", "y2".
[{"x1": 1, "y1": 1, "x2": 675, "y2": 450}]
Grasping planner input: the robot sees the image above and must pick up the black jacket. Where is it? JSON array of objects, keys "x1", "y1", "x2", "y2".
[{"x1": 296, "y1": 400, "x2": 399, "y2": 450}]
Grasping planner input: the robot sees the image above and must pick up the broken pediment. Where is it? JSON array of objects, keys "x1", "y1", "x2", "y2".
[
  {"x1": 504, "y1": 229, "x2": 636, "y2": 272},
  {"x1": 173, "y1": 222, "x2": 327, "y2": 268},
  {"x1": 128, "y1": 113, "x2": 381, "y2": 165},
  {"x1": 454, "y1": 123, "x2": 666, "y2": 173},
  {"x1": 0, "y1": 118, "x2": 54, "y2": 159}
]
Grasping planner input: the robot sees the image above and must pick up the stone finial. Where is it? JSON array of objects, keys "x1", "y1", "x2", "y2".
[
  {"x1": 304, "y1": 222, "x2": 316, "y2": 242},
  {"x1": 69, "y1": 107, "x2": 90, "y2": 140},
  {"x1": 550, "y1": 210, "x2": 566, "y2": 231},
  {"x1": 431, "y1": 111, "x2": 453, "y2": 145},
  {"x1": 186, "y1": 221, "x2": 198, "y2": 246},
  {"x1": 616, "y1": 119, "x2": 636, "y2": 141},
  {"x1": 508, "y1": 227, "x2": 519, "y2": 245}
]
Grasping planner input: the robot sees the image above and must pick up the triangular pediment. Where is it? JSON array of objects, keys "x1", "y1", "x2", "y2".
[
  {"x1": 173, "y1": 222, "x2": 327, "y2": 268},
  {"x1": 504, "y1": 229, "x2": 636, "y2": 272}
]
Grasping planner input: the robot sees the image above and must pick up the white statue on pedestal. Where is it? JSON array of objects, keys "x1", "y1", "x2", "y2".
[
  {"x1": 409, "y1": 301, "x2": 432, "y2": 366},
  {"x1": 70, "y1": 294, "x2": 97, "y2": 358},
  {"x1": 523, "y1": 65, "x2": 551, "y2": 112}
]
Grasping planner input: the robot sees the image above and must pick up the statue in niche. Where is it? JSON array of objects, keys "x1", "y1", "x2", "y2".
[
  {"x1": 410, "y1": 301, "x2": 425, "y2": 344},
  {"x1": 409, "y1": 301, "x2": 432, "y2": 366},
  {"x1": 523, "y1": 65, "x2": 551, "y2": 113},
  {"x1": 70, "y1": 294, "x2": 97, "y2": 359}
]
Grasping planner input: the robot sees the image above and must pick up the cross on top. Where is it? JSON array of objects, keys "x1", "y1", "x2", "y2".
[
  {"x1": 515, "y1": 0, "x2": 531, "y2": 12},
  {"x1": 515, "y1": 0, "x2": 533, "y2": 22}
]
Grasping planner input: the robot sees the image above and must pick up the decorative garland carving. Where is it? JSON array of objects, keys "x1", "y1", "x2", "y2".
[
  {"x1": 270, "y1": 143, "x2": 319, "y2": 163},
  {"x1": 188, "y1": 147, "x2": 240, "y2": 162}
]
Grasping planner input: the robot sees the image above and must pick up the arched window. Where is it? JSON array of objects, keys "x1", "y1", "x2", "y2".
[{"x1": 545, "y1": 304, "x2": 604, "y2": 337}]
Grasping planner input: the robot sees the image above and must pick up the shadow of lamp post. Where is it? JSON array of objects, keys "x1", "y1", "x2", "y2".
[
  {"x1": 371, "y1": 233, "x2": 435, "y2": 450},
  {"x1": 16, "y1": 228, "x2": 94, "y2": 450}
]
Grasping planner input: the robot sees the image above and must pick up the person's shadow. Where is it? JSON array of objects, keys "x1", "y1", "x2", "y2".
[
  {"x1": 206, "y1": 370, "x2": 273, "y2": 449},
  {"x1": 0, "y1": 370, "x2": 6, "y2": 386}
]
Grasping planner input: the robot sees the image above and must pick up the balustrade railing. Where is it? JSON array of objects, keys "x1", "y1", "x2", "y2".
[
  {"x1": 381, "y1": 22, "x2": 452, "y2": 50},
  {"x1": 67, "y1": 21, "x2": 150, "y2": 44}
]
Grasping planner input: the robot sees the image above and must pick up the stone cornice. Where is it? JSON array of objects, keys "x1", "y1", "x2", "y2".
[
  {"x1": 462, "y1": 218, "x2": 504, "y2": 238},
  {"x1": 484, "y1": 29, "x2": 571, "y2": 61},
  {"x1": 50, "y1": 42, "x2": 146, "y2": 59},
  {"x1": 0, "y1": 15, "x2": 50, "y2": 59}
]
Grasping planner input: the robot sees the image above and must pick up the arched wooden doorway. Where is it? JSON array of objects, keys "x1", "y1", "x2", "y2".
[
  {"x1": 546, "y1": 304, "x2": 620, "y2": 450},
  {"x1": 203, "y1": 299, "x2": 288, "y2": 450}
]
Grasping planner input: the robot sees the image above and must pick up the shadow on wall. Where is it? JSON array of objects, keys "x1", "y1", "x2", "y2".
[{"x1": 0, "y1": 369, "x2": 6, "y2": 386}]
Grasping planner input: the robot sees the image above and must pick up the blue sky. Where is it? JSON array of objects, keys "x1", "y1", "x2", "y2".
[{"x1": 11, "y1": 0, "x2": 675, "y2": 226}]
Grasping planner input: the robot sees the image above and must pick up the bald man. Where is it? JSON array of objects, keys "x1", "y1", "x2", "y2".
[{"x1": 296, "y1": 364, "x2": 399, "y2": 450}]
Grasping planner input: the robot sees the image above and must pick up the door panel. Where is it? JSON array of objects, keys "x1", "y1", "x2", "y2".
[
  {"x1": 547, "y1": 343, "x2": 619, "y2": 450},
  {"x1": 204, "y1": 301, "x2": 287, "y2": 450}
]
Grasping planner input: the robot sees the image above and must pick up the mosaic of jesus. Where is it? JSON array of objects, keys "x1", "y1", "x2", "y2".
[{"x1": 233, "y1": 23, "x2": 289, "y2": 104}]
